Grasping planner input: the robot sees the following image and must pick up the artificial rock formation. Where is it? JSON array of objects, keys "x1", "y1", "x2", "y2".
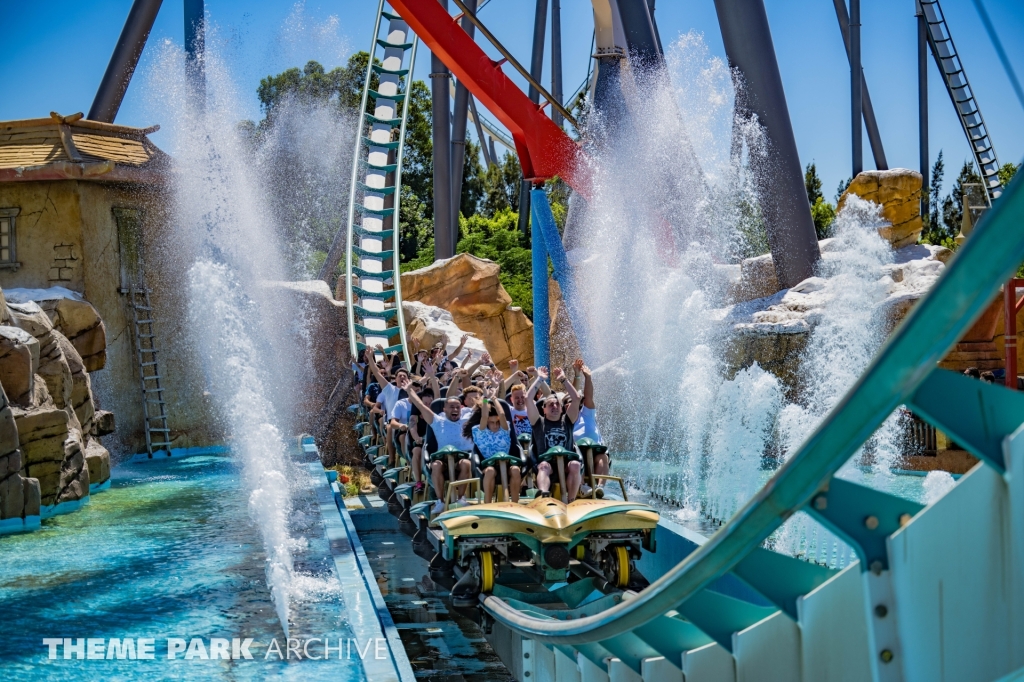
[
  {"x1": 0, "y1": 381, "x2": 41, "y2": 527},
  {"x1": 4, "y1": 288, "x2": 108, "y2": 372},
  {"x1": 724, "y1": 240, "x2": 950, "y2": 397},
  {"x1": 402, "y1": 301, "x2": 488, "y2": 357},
  {"x1": 0, "y1": 288, "x2": 112, "y2": 515},
  {"x1": 838, "y1": 169, "x2": 924, "y2": 249},
  {"x1": 400, "y1": 254, "x2": 534, "y2": 369}
]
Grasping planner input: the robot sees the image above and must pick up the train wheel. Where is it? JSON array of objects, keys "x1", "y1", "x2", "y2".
[
  {"x1": 613, "y1": 546, "x2": 630, "y2": 588},
  {"x1": 480, "y1": 550, "x2": 496, "y2": 593}
]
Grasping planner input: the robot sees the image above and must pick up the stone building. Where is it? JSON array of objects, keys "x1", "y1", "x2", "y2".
[{"x1": 0, "y1": 112, "x2": 217, "y2": 457}]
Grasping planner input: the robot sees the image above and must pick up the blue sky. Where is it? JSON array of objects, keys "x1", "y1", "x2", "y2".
[{"x1": 3, "y1": 0, "x2": 1023, "y2": 200}]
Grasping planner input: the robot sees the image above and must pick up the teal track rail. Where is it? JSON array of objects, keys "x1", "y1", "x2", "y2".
[
  {"x1": 481, "y1": 172, "x2": 1024, "y2": 644},
  {"x1": 319, "y1": 0, "x2": 416, "y2": 366}
]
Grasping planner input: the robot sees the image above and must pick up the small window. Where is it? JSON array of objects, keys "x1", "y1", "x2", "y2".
[
  {"x1": 0, "y1": 208, "x2": 19, "y2": 270},
  {"x1": 112, "y1": 207, "x2": 144, "y2": 292}
]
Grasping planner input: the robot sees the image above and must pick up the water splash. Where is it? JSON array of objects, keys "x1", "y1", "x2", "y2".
[
  {"x1": 570, "y1": 34, "x2": 917, "y2": 560},
  {"x1": 923, "y1": 470, "x2": 956, "y2": 504},
  {"x1": 139, "y1": 20, "x2": 353, "y2": 633},
  {"x1": 188, "y1": 262, "x2": 296, "y2": 632}
]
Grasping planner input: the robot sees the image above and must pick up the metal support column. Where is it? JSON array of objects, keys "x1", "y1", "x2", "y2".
[
  {"x1": 614, "y1": 0, "x2": 663, "y2": 67},
  {"x1": 531, "y1": 191, "x2": 550, "y2": 369},
  {"x1": 713, "y1": 0, "x2": 820, "y2": 288},
  {"x1": 184, "y1": 0, "x2": 205, "y2": 112},
  {"x1": 532, "y1": 189, "x2": 590, "y2": 361},
  {"x1": 450, "y1": 0, "x2": 478, "y2": 245},
  {"x1": 832, "y1": 0, "x2": 887, "y2": 169},
  {"x1": 468, "y1": 96, "x2": 493, "y2": 168},
  {"x1": 646, "y1": 0, "x2": 664, "y2": 55},
  {"x1": 917, "y1": 0, "x2": 929, "y2": 221},
  {"x1": 431, "y1": 0, "x2": 453, "y2": 260},
  {"x1": 88, "y1": 0, "x2": 163, "y2": 122},
  {"x1": 550, "y1": 0, "x2": 564, "y2": 129},
  {"x1": 850, "y1": 0, "x2": 863, "y2": 177}
]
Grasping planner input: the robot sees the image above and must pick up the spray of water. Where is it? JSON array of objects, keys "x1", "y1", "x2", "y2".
[
  {"x1": 139, "y1": 12, "x2": 354, "y2": 632},
  {"x1": 571, "y1": 34, "x2": 912, "y2": 562}
]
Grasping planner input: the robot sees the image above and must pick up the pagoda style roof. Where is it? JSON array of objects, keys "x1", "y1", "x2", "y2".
[{"x1": 0, "y1": 112, "x2": 167, "y2": 184}]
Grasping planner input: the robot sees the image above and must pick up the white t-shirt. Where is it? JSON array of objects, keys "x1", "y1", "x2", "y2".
[
  {"x1": 573, "y1": 406, "x2": 602, "y2": 442},
  {"x1": 430, "y1": 412, "x2": 474, "y2": 451},
  {"x1": 510, "y1": 408, "x2": 532, "y2": 437},
  {"x1": 392, "y1": 398, "x2": 411, "y2": 424},
  {"x1": 377, "y1": 383, "x2": 403, "y2": 421}
]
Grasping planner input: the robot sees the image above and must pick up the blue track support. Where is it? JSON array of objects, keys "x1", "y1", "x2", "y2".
[
  {"x1": 530, "y1": 189, "x2": 590, "y2": 360},
  {"x1": 531, "y1": 205, "x2": 550, "y2": 369}
]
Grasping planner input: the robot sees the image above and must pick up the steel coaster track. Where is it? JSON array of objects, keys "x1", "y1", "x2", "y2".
[
  {"x1": 479, "y1": 171, "x2": 1024, "y2": 653},
  {"x1": 920, "y1": 0, "x2": 1002, "y2": 200},
  {"x1": 328, "y1": 0, "x2": 417, "y2": 365}
]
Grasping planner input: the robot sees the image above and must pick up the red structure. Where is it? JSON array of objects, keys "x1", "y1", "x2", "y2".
[{"x1": 388, "y1": 0, "x2": 587, "y2": 194}]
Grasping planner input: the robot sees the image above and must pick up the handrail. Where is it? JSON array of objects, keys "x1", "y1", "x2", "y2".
[
  {"x1": 339, "y1": 0, "x2": 384, "y2": 348},
  {"x1": 481, "y1": 172, "x2": 1024, "y2": 644},
  {"x1": 391, "y1": 38, "x2": 418, "y2": 366},
  {"x1": 449, "y1": 0, "x2": 577, "y2": 129}
]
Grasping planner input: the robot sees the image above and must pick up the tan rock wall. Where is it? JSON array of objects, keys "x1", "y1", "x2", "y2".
[
  {"x1": 400, "y1": 254, "x2": 534, "y2": 369},
  {"x1": 838, "y1": 169, "x2": 924, "y2": 249},
  {"x1": 0, "y1": 380, "x2": 40, "y2": 523}
]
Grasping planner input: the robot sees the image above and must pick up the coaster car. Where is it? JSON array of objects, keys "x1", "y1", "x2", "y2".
[{"x1": 435, "y1": 496, "x2": 658, "y2": 605}]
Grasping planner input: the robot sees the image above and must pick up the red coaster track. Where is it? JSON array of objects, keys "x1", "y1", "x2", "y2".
[{"x1": 388, "y1": 0, "x2": 588, "y2": 195}]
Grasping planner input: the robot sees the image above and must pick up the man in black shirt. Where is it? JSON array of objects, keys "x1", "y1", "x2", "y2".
[{"x1": 526, "y1": 367, "x2": 582, "y2": 500}]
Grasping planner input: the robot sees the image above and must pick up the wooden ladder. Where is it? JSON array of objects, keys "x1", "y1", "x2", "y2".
[{"x1": 129, "y1": 283, "x2": 171, "y2": 457}]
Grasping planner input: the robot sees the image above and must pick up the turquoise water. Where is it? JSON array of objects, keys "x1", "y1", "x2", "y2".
[{"x1": 0, "y1": 455, "x2": 365, "y2": 681}]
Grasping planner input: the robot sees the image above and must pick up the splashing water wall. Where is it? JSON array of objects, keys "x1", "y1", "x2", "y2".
[
  {"x1": 568, "y1": 34, "x2": 906, "y2": 566},
  {"x1": 139, "y1": 19, "x2": 354, "y2": 632}
]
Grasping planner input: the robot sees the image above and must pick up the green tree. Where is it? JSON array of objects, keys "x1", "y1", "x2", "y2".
[
  {"x1": 928, "y1": 150, "x2": 945, "y2": 233},
  {"x1": 999, "y1": 161, "x2": 1020, "y2": 188},
  {"x1": 811, "y1": 197, "x2": 837, "y2": 240},
  {"x1": 804, "y1": 162, "x2": 834, "y2": 239},
  {"x1": 457, "y1": 209, "x2": 535, "y2": 317},
  {"x1": 481, "y1": 153, "x2": 523, "y2": 216},
  {"x1": 804, "y1": 162, "x2": 823, "y2": 204},
  {"x1": 834, "y1": 177, "x2": 852, "y2": 204},
  {"x1": 942, "y1": 160, "x2": 982, "y2": 238},
  {"x1": 402, "y1": 208, "x2": 535, "y2": 315},
  {"x1": 257, "y1": 55, "x2": 373, "y2": 122}
]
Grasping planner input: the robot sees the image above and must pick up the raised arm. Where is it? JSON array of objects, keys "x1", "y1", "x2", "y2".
[
  {"x1": 450, "y1": 333, "x2": 469, "y2": 362},
  {"x1": 479, "y1": 390, "x2": 492, "y2": 424},
  {"x1": 487, "y1": 382, "x2": 508, "y2": 431},
  {"x1": 367, "y1": 346, "x2": 388, "y2": 386},
  {"x1": 423, "y1": 360, "x2": 441, "y2": 402},
  {"x1": 526, "y1": 367, "x2": 549, "y2": 423},
  {"x1": 406, "y1": 385, "x2": 435, "y2": 425},
  {"x1": 577, "y1": 360, "x2": 596, "y2": 410},
  {"x1": 527, "y1": 366, "x2": 552, "y2": 397},
  {"x1": 554, "y1": 367, "x2": 581, "y2": 423},
  {"x1": 463, "y1": 352, "x2": 490, "y2": 388},
  {"x1": 502, "y1": 359, "x2": 525, "y2": 394}
]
